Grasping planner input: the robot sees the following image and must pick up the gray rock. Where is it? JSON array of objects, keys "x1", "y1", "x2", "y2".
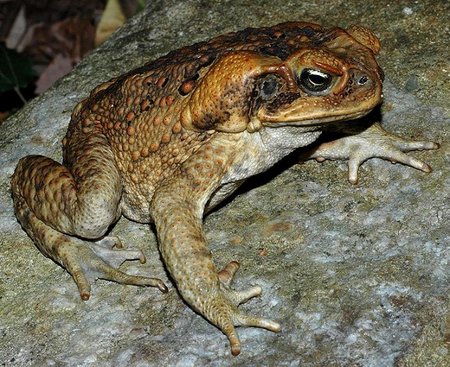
[{"x1": 0, "y1": 1, "x2": 448, "y2": 366}]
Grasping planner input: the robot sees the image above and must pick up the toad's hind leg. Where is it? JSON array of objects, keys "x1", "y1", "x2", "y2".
[{"x1": 11, "y1": 135, "x2": 167, "y2": 299}]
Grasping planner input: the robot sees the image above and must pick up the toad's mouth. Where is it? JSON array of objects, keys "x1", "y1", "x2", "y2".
[{"x1": 260, "y1": 105, "x2": 377, "y2": 128}]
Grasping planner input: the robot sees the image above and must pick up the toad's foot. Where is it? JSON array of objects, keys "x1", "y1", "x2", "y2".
[
  {"x1": 213, "y1": 261, "x2": 281, "y2": 356},
  {"x1": 59, "y1": 236, "x2": 168, "y2": 300},
  {"x1": 307, "y1": 122, "x2": 439, "y2": 184}
]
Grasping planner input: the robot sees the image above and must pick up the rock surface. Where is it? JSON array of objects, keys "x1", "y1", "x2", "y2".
[{"x1": 0, "y1": 1, "x2": 448, "y2": 366}]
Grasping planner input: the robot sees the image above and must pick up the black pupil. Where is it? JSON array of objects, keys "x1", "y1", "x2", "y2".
[
  {"x1": 309, "y1": 73, "x2": 327, "y2": 85},
  {"x1": 299, "y1": 69, "x2": 332, "y2": 93}
]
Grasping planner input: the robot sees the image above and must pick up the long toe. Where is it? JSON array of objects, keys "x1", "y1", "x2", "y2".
[
  {"x1": 217, "y1": 307, "x2": 281, "y2": 355},
  {"x1": 235, "y1": 312, "x2": 281, "y2": 332},
  {"x1": 95, "y1": 261, "x2": 168, "y2": 293},
  {"x1": 226, "y1": 286, "x2": 262, "y2": 305},
  {"x1": 57, "y1": 238, "x2": 167, "y2": 299},
  {"x1": 388, "y1": 152, "x2": 432, "y2": 172},
  {"x1": 64, "y1": 255, "x2": 92, "y2": 300},
  {"x1": 392, "y1": 138, "x2": 439, "y2": 152},
  {"x1": 221, "y1": 320, "x2": 241, "y2": 356}
]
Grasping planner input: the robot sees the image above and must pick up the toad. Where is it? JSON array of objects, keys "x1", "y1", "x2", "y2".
[{"x1": 11, "y1": 22, "x2": 438, "y2": 355}]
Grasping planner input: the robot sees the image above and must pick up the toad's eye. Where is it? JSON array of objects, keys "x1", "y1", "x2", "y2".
[{"x1": 298, "y1": 69, "x2": 333, "y2": 94}]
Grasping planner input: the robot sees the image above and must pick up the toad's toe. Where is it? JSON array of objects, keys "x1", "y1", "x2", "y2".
[
  {"x1": 217, "y1": 304, "x2": 281, "y2": 356},
  {"x1": 205, "y1": 262, "x2": 281, "y2": 355},
  {"x1": 58, "y1": 238, "x2": 168, "y2": 300}
]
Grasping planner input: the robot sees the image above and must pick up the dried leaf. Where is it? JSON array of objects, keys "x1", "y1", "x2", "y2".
[
  {"x1": 23, "y1": 18, "x2": 95, "y2": 65},
  {"x1": 5, "y1": 5, "x2": 27, "y2": 49},
  {"x1": 34, "y1": 54, "x2": 73, "y2": 93},
  {"x1": 95, "y1": 0, "x2": 126, "y2": 46}
]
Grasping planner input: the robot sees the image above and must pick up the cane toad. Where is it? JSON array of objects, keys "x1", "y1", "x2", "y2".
[{"x1": 11, "y1": 22, "x2": 438, "y2": 355}]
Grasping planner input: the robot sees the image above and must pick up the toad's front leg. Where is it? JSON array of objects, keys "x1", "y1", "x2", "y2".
[
  {"x1": 306, "y1": 122, "x2": 438, "y2": 183},
  {"x1": 150, "y1": 154, "x2": 280, "y2": 356}
]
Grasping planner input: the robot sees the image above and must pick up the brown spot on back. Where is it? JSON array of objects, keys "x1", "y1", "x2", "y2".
[
  {"x1": 161, "y1": 133, "x2": 171, "y2": 144},
  {"x1": 140, "y1": 99, "x2": 152, "y2": 111},
  {"x1": 150, "y1": 143, "x2": 159, "y2": 152},
  {"x1": 179, "y1": 80, "x2": 196, "y2": 95},
  {"x1": 126, "y1": 111, "x2": 135, "y2": 121},
  {"x1": 172, "y1": 122, "x2": 182, "y2": 134},
  {"x1": 157, "y1": 76, "x2": 168, "y2": 88},
  {"x1": 166, "y1": 95, "x2": 175, "y2": 106},
  {"x1": 131, "y1": 151, "x2": 140, "y2": 161}
]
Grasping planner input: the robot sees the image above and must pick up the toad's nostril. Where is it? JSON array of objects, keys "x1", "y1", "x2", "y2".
[{"x1": 358, "y1": 75, "x2": 369, "y2": 85}]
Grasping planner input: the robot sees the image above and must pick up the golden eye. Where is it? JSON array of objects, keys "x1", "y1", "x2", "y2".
[{"x1": 298, "y1": 69, "x2": 333, "y2": 94}]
